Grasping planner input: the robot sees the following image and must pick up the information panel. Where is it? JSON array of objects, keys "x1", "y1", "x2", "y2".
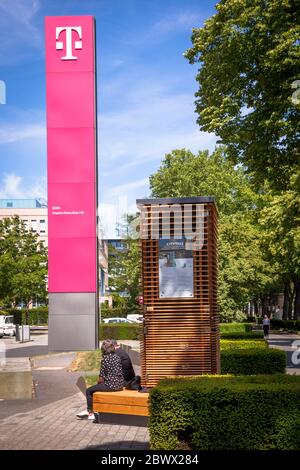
[{"x1": 159, "y1": 239, "x2": 194, "y2": 298}]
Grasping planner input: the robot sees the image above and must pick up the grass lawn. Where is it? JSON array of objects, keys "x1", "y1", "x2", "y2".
[
  {"x1": 85, "y1": 374, "x2": 99, "y2": 387},
  {"x1": 69, "y1": 350, "x2": 101, "y2": 372}
]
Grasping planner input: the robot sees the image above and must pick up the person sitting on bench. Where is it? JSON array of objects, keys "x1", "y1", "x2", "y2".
[
  {"x1": 76, "y1": 339, "x2": 124, "y2": 420},
  {"x1": 110, "y1": 339, "x2": 142, "y2": 391}
]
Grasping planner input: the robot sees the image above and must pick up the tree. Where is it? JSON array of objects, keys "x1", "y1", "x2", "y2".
[
  {"x1": 259, "y1": 170, "x2": 300, "y2": 318},
  {"x1": 0, "y1": 217, "x2": 48, "y2": 320},
  {"x1": 108, "y1": 215, "x2": 140, "y2": 313},
  {"x1": 185, "y1": 0, "x2": 300, "y2": 190},
  {"x1": 150, "y1": 148, "x2": 280, "y2": 320}
]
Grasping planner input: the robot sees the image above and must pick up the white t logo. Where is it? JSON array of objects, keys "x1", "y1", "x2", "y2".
[{"x1": 56, "y1": 26, "x2": 82, "y2": 60}]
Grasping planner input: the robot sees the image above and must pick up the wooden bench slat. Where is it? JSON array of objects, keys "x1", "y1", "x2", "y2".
[
  {"x1": 92, "y1": 390, "x2": 149, "y2": 417},
  {"x1": 93, "y1": 403, "x2": 149, "y2": 416}
]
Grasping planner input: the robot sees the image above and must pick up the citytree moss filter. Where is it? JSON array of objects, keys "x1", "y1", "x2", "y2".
[{"x1": 137, "y1": 197, "x2": 220, "y2": 387}]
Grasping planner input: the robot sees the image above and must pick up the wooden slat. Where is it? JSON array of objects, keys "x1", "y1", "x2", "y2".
[
  {"x1": 92, "y1": 390, "x2": 149, "y2": 416},
  {"x1": 139, "y1": 201, "x2": 220, "y2": 388}
]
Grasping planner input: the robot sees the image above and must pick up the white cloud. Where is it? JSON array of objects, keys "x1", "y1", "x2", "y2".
[
  {"x1": 99, "y1": 81, "x2": 217, "y2": 168},
  {"x1": 151, "y1": 12, "x2": 202, "y2": 36},
  {"x1": 0, "y1": 0, "x2": 42, "y2": 64},
  {"x1": 0, "y1": 173, "x2": 46, "y2": 199},
  {"x1": 124, "y1": 11, "x2": 202, "y2": 47},
  {"x1": 108, "y1": 177, "x2": 149, "y2": 196},
  {"x1": 0, "y1": 123, "x2": 45, "y2": 144}
]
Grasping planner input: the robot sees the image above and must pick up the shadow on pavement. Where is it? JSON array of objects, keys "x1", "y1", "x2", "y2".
[
  {"x1": 94, "y1": 412, "x2": 148, "y2": 428},
  {"x1": 6, "y1": 346, "x2": 49, "y2": 357}
]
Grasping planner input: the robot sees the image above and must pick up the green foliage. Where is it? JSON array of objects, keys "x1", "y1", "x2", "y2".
[
  {"x1": 220, "y1": 322, "x2": 252, "y2": 333},
  {"x1": 100, "y1": 323, "x2": 141, "y2": 340},
  {"x1": 108, "y1": 216, "x2": 141, "y2": 310},
  {"x1": 149, "y1": 147, "x2": 255, "y2": 215},
  {"x1": 85, "y1": 374, "x2": 98, "y2": 387},
  {"x1": 149, "y1": 375, "x2": 300, "y2": 450},
  {"x1": 220, "y1": 339, "x2": 266, "y2": 350},
  {"x1": 100, "y1": 300, "x2": 130, "y2": 319},
  {"x1": 0, "y1": 217, "x2": 47, "y2": 309},
  {"x1": 220, "y1": 331, "x2": 264, "y2": 339},
  {"x1": 6, "y1": 307, "x2": 48, "y2": 325},
  {"x1": 149, "y1": 148, "x2": 280, "y2": 321},
  {"x1": 70, "y1": 351, "x2": 101, "y2": 372},
  {"x1": 185, "y1": 0, "x2": 300, "y2": 190},
  {"x1": 221, "y1": 347, "x2": 286, "y2": 375}
]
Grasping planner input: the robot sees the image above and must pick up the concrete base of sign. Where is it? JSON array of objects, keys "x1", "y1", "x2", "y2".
[
  {"x1": 48, "y1": 293, "x2": 98, "y2": 351},
  {"x1": 0, "y1": 358, "x2": 32, "y2": 400}
]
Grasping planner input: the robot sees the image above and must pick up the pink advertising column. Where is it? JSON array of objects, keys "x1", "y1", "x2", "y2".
[{"x1": 45, "y1": 16, "x2": 98, "y2": 350}]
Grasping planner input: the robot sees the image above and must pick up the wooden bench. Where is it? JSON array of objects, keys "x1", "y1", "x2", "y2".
[{"x1": 92, "y1": 389, "x2": 149, "y2": 416}]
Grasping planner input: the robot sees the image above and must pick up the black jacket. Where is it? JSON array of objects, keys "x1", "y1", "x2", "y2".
[{"x1": 115, "y1": 347, "x2": 135, "y2": 382}]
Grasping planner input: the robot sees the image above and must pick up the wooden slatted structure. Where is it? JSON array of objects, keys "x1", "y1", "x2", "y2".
[
  {"x1": 93, "y1": 389, "x2": 149, "y2": 416},
  {"x1": 137, "y1": 197, "x2": 220, "y2": 388}
]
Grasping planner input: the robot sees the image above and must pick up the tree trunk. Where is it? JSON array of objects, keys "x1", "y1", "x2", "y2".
[
  {"x1": 283, "y1": 281, "x2": 290, "y2": 320},
  {"x1": 261, "y1": 295, "x2": 268, "y2": 316},
  {"x1": 293, "y1": 276, "x2": 300, "y2": 320},
  {"x1": 289, "y1": 281, "x2": 295, "y2": 319}
]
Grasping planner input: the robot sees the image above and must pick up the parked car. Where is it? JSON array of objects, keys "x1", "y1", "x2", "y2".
[
  {"x1": 103, "y1": 317, "x2": 134, "y2": 324},
  {"x1": 126, "y1": 314, "x2": 143, "y2": 323},
  {"x1": 0, "y1": 315, "x2": 16, "y2": 337}
]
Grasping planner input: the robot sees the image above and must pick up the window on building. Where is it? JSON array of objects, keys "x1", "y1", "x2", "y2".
[
  {"x1": 6, "y1": 202, "x2": 13, "y2": 208},
  {"x1": 23, "y1": 220, "x2": 29, "y2": 230},
  {"x1": 40, "y1": 219, "x2": 46, "y2": 233},
  {"x1": 31, "y1": 220, "x2": 37, "y2": 232}
]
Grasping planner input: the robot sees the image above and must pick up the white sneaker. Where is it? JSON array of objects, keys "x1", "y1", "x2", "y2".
[
  {"x1": 76, "y1": 410, "x2": 89, "y2": 419},
  {"x1": 88, "y1": 413, "x2": 95, "y2": 420}
]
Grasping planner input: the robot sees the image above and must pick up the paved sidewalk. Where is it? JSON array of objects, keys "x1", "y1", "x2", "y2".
[
  {"x1": 0, "y1": 392, "x2": 149, "y2": 450},
  {"x1": 0, "y1": 348, "x2": 149, "y2": 450}
]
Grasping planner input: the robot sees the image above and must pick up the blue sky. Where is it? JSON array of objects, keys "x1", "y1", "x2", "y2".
[{"x1": 0, "y1": 0, "x2": 218, "y2": 237}]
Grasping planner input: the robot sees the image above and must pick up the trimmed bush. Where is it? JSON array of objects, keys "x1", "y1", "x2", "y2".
[
  {"x1": 100, "y1": 323, "x2": 141, "y2": 340},
  {"x1": 271, "y1": 319, "x2": 300, "y2": 331},
  {"x1": 221, "y1": 331, "x2": 263, "y2": 339},
  {"x1": 221, "y1": 347, "x2": 286, "y2": 375},
  {"x1": 6, "y1": 307, "x2": 48, "y2": 325},
  {"x1": 220, "y1": 322, "x2": 253, "y2": 334},
  {"x1": 149, "y1": 374, "x2": 300, "y2": 450},
  {"x1": 220, "y1": 339, "x2": 266, "y2": 351}
]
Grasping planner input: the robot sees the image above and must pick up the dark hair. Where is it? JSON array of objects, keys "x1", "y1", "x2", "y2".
[{"x1": 101, "y1": 339, "x2": 115, "y2": 355}]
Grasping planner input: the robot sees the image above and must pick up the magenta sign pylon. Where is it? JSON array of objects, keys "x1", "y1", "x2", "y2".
[{"x1": 45, "y1": 16, "x2": 98, "y2": 350}]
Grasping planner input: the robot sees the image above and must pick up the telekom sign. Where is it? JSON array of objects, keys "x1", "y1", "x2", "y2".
[
  {"x1": 55, "y1": 27, "x2": 83, "y2": 60},
  {"x1": 45, "y1": 16, "x2": 98, "y2": 351}
]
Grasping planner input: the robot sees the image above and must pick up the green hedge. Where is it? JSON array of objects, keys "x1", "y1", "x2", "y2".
[
  {"x1": 221, "y1": 347, "x2": 286, "y2": 375},
  {"x1": 220, "y1": 323, "x2": 253, "y2": 334},
  {"x1": 221, "y1": 331, "x2": 263, "y2": 339},
  {"x1": 271, "y1": 319, "x2": 300, "y2": 331},
  {"x1": 220, "y1": 339, "x2": 266, "y2": 351},
  {"x1": 100, "y1": 323, "x2": 141, "y2": 340},
  {"x1": 5, "y1": 307, "x2": 48, "y2": 325},
  {"x1": 149, "y1": 374, "x2": 300, "y2": 450}
]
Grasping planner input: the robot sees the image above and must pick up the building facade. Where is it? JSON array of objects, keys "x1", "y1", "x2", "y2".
[
  {"x1": 0, "y1": 199, "x2": 109, "y2": 303},
  {"x1": 0, "y1": 199, "x2": 48, "y2": 245}
]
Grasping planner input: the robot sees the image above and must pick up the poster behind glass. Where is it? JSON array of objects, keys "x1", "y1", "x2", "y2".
[{"x1": 159, "y1": 239, "x2": 194, "y2": 298}]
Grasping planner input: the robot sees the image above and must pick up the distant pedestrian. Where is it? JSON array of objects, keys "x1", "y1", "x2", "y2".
[
  {"x1": 76, "y1": 339, "x2": 124, "y2": 421},
  {"x1": 262, "y1": 315, "x2": 270, "y2": 338}
]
